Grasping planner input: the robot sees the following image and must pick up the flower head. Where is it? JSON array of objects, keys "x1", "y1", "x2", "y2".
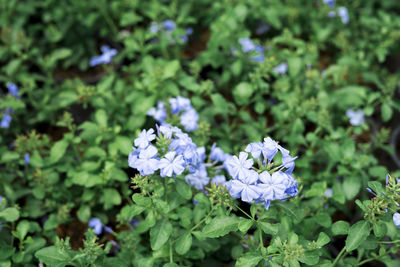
[
  {"x1": 24, "y1": 153, "x2": 30, "y2": 165},
  {"x1": 338, "y1": 7, "x2": 349, "y2": 24},
  {"x1": 210, "y1": 143, "x2": 228, "y2": 162},
  {"x1": 1, "y1": 113, "x2": 12, "y2": 128},
  {"x1": 180, "y1": 108, "x2": 198, "y2": 131},
  {"x1": 346, "y1": 109, "x2": 365, "y2": 126},
  {"x1": 239, "y1": 38, "x2": 256, "y2": 53},
  {"x1": 134, "y1": 129, "x2": 156, "y2": 149},
  {"x1": 7, "y1": 83, "x2": 19, "y2": 97},
  {"x1": 225, "y1": 152, "x2": 253, "y2": 181},
  {"x1": 162, "y1": 20, "x2": 176, "y2": 31},
  {"x1": 90, "y1": 45, "x2": 117, "y2": 67},
  {"x1": 393, "y1": 213, "x2": 400, "y2": 229},
  {"x1": 273, "y1": 62, "x2": 288, "y2": 74},
  {"x1": 135, "y1": 146, "x2": 159, "y2": 175},
  {"x1": 158, "y1": 151, "x2": 185, "y2": 177},
  {"x1": 88, "y1": 218, "x2": 103, "y2": 235}
]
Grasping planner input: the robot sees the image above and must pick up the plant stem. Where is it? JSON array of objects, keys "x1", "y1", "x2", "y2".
[
  {"x1": 235, "y1": 205, "x2": 254, "y2": 220},
  {"x1": 332, "y1": 246, "x2": 347, "y2": 267},
  {"x1": 190, "y1": 206, "x2": 216, "y2": 232},
  {"x1": 258, "y1": 226, "x2": 264, "y2": 249},
  {"x1": 169, "y1": 239, "x2": 173, "y2": 263}
]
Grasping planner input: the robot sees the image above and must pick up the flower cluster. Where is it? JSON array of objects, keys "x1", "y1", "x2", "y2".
[
  {"x1": 224, "y1": 137, "x2": 298, "y2": 209},
  {"x1": 1, "y1": 83, "x2": 20, "y2": 129},
  {"x1": 88, "y1": 217, "x2": 112, "y2": 235},
  {"x1": 149, "y1": 20, "x2": 193, "y2": 44},
  {"x1": 89, "y1": 45, "x2": 117, "y2": 67},
  {"x1": 147, "y1": 96, "x2": 199, "y2": 132},
  {"x1": 273, "y1": 62, "x2": 288, "y2": 74},
  {"x1": 237, "y1": 38, "x2": 265, "y2": 62},
  {"x1": 346, "y1": 109, "x2": 365, "y2": 126}
]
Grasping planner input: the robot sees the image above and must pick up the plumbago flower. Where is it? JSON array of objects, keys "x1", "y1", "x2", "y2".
[
  {"x1": 237, "y1": 38, "x2": 265, "y2": 62},
  {"x1": 149, "y1": 20, "x2": 193, "y2": 44},
  {"x1": 147, "y1": 96, "x2": 199, "y2": 132},
  {"x1": 346, "y1": 109, "x2": 365, "y2": 126},
  {"x1": 89, "y1": 45, "x2": 117, "y2": 67},
  {"x1": 225, "y1": 137, "x2": 298, "y2": 210}
]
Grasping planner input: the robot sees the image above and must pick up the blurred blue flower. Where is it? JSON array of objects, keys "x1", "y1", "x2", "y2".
[
  {"x1": 211, "y1": 175, "x2": 226, "y2": 186},
  {"x1": 185, "y1": 164, "x2": 209, "y2": 190},
  {"x1": 170, "y1": 96, "x2": 191, "y2": 114},
  {"x1": 162, "y1": 20, "x2": 176, "y2": 31},
  {"x1": 346, "y1": 109, "x2": 365, "y2": 126},
  {"x1": 338, "y1": 7, "x2": 349, "y2": 24},
  {"x1": 256, "y1": 22, "x2": 270, "y2": 35},
  {"x1": 88, "y1": 218, "x2": 103, "y2": 235},
  {"x1": 262, "y1": 137, "x2": 280, "y2": 162},
  {"x1": 323, "y1": 0, "x2": 335, "y2": 7},
  {"x1": 147, "y1": 102, "x2": 167, "y2": 123},
  {"x1": 149, "y1": 21, "x2": 159, "y2": 33},
  {"x1": 158, "y1": 151, "x2": 185, "y2": 177},
  {"x1": 210, "y1": 143, "x2": 228, "y2": 162},
  {"x1": 7, "y1": 83, "x2": 19, "y2": 97},
  {"x1": 24, "y1": 153, "x2": 30, "y2": 164},
  {"x1": 89, "y1": 45, "x2": 117, "y2": 67},
  {"x1": 238, "y1": 38, "x2": 256, "y2": 53},
  {"x1": 1, "y1": 112, "x2": 12, "y2": 128},
  {"x1": 393, "y1": 213, "x2": 400, "y2": 228},
  {"x1": 328, "y1": 11, "x2": 336, "y2": 18},
  {"x1": 324, "y1": 189, "x2": 333, "y2": 198},
  {"x1": 273, "y1": 62, "x2": 288, "y2": 74},
  {"x1": 180, "y1": 108, "x2": 199, "y2": 131}
]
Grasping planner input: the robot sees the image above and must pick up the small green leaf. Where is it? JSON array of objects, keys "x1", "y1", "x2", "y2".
[
  {"x1": 150, "y1": 219, "x2": 173, "y2": 250},
  {"x1": 233, "y1": 82, "x2": 254, "y2": 106},
  {"x1": 316, "y1": 232, "x2": 330, "y2": 247},
  {"x1": 236, "y1": 252, "x2": 263, "y2": 267},
  {"x1": 176, "y1": 180, "x2": 192, "y2": 200},
  {"x1": 95, "y1": 109, "x2": 108, "y2": 127},
  {"x1": 238, "y1": 219, "x2": 253, "y2": 233},
  {"x1": 175, "y1": 232, "x2": 192, "y2": 255},
  {"x1": 381, "y1": 103, "x2": 392, "y2": 122},
  {"x1": 202, "y1": 216, "x2": 239, "y2": 238},
  {"x1": 258, "y1": 221, "x2": 278, "y2": 235},
  {"x1": 163, "y1": 60, "x2": 180, "y2": 79},
  {"x1": 16, "y1": 220, "x2": 30, "y2": 240},
  {"x1": 50, "y1": 140, "x2": 69, "y2": 164},
  {"x1": 0, "y1": 207, "x2": 20, "y2": 222},
  {"x1": 35, "y1": 246, "x2": 71, "y2": 266},
  {"x1": 332, "y1": 221, "x2": 350, "y2": 236},
  {"x1": 77, "y1": 206, "x2": 91, "y2": 222},
  {"x1": 345, "y1": 220, "x2": 370, "y2": 252},
  {"x1": 372, "y1": 221, "x2": 387, "y2": 238},
  {"x1": 343, "y1": 177, "x2": 360, "y2": 200},
  {"x1": 299, "y1": 251, "x2": 320, "y2": 265}
]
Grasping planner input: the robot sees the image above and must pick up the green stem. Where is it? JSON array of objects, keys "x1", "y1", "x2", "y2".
[
  {"x1": 258, "y1": 226, "x2": 264, "y2": 249},
  {"x1": 332, "y1": 246, "x2": 347, "y2": 267},
  {"x1": 235, "y1": 205, "x2": 254, "y2": 220},
  {"x1": 190, "y1": 206, "x2": 216, "y2": 232},
  {"x1": 378, "y1": 240, "x2": 400, "y2": 244},
  {"x1": 169, "y1": 239, "x2": 173, "y2": 263},
  {"x1": 357, "y1": 253, "x2": 386, "y2": 266}
]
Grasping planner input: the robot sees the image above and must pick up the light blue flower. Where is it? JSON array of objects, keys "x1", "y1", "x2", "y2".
[
  {"x1": 281, "y1": 153, "x2": 296, "y2": 174},
  {"x1": 158, "y1": 151, "x2": 185, "y2": 177},
  {"x1": 162, "y1": 20, "x2": 176, "y2": 31},
  {"x1": 7, "y1": 83, "x2": 19, "y2": 97},
  {"x1": 135, "y1": 145, "x2": 159, "y2": 175},
  {"x1": 210, "y1": 143, "x2": 228, "y2": 162},
  {"x1": 346, "y1": 109, "x2": 365, "y2": 126},
  {"x1": 338, "y1": 7, "x2": 349, "y2": 24},
  {"x1": 180, "y1": 108, "x2": 198, "y2": 131},
  {"x1": 245, "y1": 142, "x2": 264, "y2": 159},
  {"x1": 170, "y1": 96, "x2": 191, "y2": 114},
  {"x1": 324, "y1": 189, "x2": 333, "y2": 198},
  {"x1": 250, "y1": 45, "x2": 265, "y2": 62},
  {"x1": 157, "y1": 124, "x2": 173, "y2": 139},
  {"x1": 225, "y1": 152, "x2": 253, "y2": 181},
  {"x1": 393, "y1": 213, "x2": 400, "y2": 228},
  {"x1": 257, "y1": 171, "x2": 288, "y2": 201},
  {"x1": 134, "y1": 129, "x2": 156, "y2": 149},
  {"x1": 238, "y1": 38, "x2": 256, "y2": 53},
  {"x1": 24, "y1": 153, "x2": 30, "y2": 164},
  {"x1": 89, "y1": 45, "x2": 117, "y2": 67},
  {"x1": 1, "y1": 112, "x2": 12, "y2": 128},
  {"x1": 147, "y1": 102, "x2": 167, "y2": 122},
  {"x1": 88, "y1": 218, "x2": 103, "y2": 235},
  {"x1": 273, "y1": 62, "x2": 288, "y2": 74},
  {"x1": 185, "y1": 165, "x2": 209, "y2": 190},
  {"x1": 149, "y1": 21, "x2": 159, "y2": 33},
  {"x1": 262, "y1": 137, "x2": 279, "y2": 162},
  {"x1": 229, "y1": 178, "x2": 260, "y2": 203},
  {"x1": 328, "y1": 11, "x2": 336, "y2": 17},
  {"x1": 323, "y1": 0, "x2": 335, "y2": 7}
]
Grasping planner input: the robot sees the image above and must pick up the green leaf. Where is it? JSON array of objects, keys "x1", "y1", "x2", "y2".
[
  {"x1": 163, "y1": 60, "x2": 180, "y2": 79},
  {"x1": 372, "y1": 221, "x2": 387, "y2": 238},
  {"x1": 35, "y1": 246, "x2": 71, "y2": 266},
  {"x1": 258, "y1": 221, "x2": 278, "y2": 235},
  {"x1": 102, "y1": 188, "x2": 121, "y2": 209},
  {"x1": 150, "y1": 219, "x2": 173, "y2": 250},
  {"x1": 316, "y1": 232, "x2": 330, "y2": 247},
  {"x1": 343, "y1": 177, "x2": 360, "y2": 200},
  {"x1": 16, "y1": 220, "x2": 30, "y2": 240},
  {"x1": 332, "y1": 221, "x2": 350, "y2": 236},
  {"x1": 233, "y1": 82, "x2": 254, "y2": 106},
  {"x1": 299, "y1": 251, "x2": 320, "y2": 265},
  {"x1": 0, "y1": 152, "x2": 19, "y2": 163},
  {"x1": 236, "y1": 252, "x2": 263, "y2": 267},
  {"x1": 77, "y1": 205, "x2": 91, "y2": 222},
  {"x1": 202, "y1": 216, "x2": 240, "y2": 238},
  {"x1": 95, "y1": 109, "x2": 108, "y2": 127},
  {"x1": 0, "y1": 207, "x2": 20, "y2": 222},
  {"x1": 288, "y1": 57, "x2": 302, "y2": 77},
  {"x1": 381, "y1": 103, "x2": 392, "y2": 122},
  {"x1": 275, "y1": 202, "x2": 301, "y2": 223},
  {"x1": 176, "y1": 180, "x2": 192, "y2": 200},
  {"x1": 50, "y1": 140, "x2": 69, "y2": 164},
  {"x1": 238, "y1": 219, "x2": 253, "y2": 233},
  {"x1": 175, "y1": 232, "x2": 192, "y2": 255},
  {"x1": 132, "y1": 193, "x2": 152, "y2": 207},
  {"x1": 345, "y1": 220, "x2": 370, "y2": 252}
]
